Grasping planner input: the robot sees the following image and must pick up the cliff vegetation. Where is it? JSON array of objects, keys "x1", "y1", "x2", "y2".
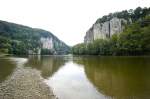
[
  {"x1": 0, "y1": 20, "x2": 70, "y2": 55},
  {"x1": 72, "y1": 7, "x2": 150, "y2": 56}
]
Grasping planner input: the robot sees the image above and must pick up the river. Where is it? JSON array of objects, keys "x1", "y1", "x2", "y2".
[{"x1": 0, "y1": 55, "x2": 150, "y2": 99}]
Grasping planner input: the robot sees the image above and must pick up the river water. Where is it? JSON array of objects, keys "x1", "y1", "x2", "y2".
[{"x1": 0, "y1": 55, "x2": 150, "y2": 99}]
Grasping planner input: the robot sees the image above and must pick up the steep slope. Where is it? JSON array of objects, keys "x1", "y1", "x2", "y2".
[
  {"x1": 72, "y1": 7, "x2": 150, "y2": 55},
  {"x1": 84, "y1": 7, "x2": 150, "y2": 43},
  {"x1": 0, "y1": 20, "x2": 70, "y2": 55}
]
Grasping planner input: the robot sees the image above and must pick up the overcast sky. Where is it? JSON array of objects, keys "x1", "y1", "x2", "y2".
[{"x1": 0, "y1": 0, "x2": 149, "y2": 46}]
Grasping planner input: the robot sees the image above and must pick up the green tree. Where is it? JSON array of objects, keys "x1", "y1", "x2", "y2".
[{"x1": 0, "y1": 36, "x2": 11, "y2": 53}]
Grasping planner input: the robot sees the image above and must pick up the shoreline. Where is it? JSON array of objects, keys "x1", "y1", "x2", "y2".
[{"x1": 0, "y1": 65, "x2": 57, "y2": 99}]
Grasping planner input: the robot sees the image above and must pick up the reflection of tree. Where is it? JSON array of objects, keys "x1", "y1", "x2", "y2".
[
  {"x1": 0, "y1": 58, "x2": 16, "y2": 82},
  {"x1": 74, "y1": 56, "x2": 150, "y2": 98},
  {"x1": 25, "y1": 55, "x2": 67, "y2": 78}
]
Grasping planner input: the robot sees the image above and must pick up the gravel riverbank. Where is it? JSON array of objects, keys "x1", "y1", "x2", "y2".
[{"x1": 0, "y1": 67, "x2": 57, "y2": 99}]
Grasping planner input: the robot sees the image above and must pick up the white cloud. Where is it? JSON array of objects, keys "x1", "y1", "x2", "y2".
[{"x1": 0, "y1": 0, "x2": 149, "y2": 46}]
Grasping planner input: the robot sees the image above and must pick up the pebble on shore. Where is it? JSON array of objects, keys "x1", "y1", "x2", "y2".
[{"x1": 0, "y1": 67, "x2": 57, "y2": 99}]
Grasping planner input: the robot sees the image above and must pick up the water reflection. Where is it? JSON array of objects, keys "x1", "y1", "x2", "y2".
[
  {"x1": 25, "y1": 55, "x2": 67, "y2": 78},
  {"x1": 1, "y1": 55, "x2": 150, "y2": 99},
  {"x1": 46, "y1": 61, "x2": 105, "y2": 99},
  {"x1": 0, "y1": 57, "x2": 16, "y2": 82},
  {"x1": 74, "y1": 56, "x2": 150, "y2": 99}
]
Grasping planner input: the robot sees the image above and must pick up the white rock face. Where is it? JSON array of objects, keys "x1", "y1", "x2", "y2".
[
  {"x1": 110, "y1": 17, "x2": 126, "y2": 36},
  {"x1": 40, "y1": 37, "x2": 53, "y2": 49},
  {"x1": 84, "y1": 17, "x2": 127, "y2": 43},
  {"x1": 93, "y1": 23, "x2": 106, "y2": 40},
  {"x1": 84, "y1": 28, "x2": 94, "y2": 43}
]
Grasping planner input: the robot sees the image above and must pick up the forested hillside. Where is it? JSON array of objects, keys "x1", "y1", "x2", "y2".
[
  {"x1": 72, "y1": 7, "x2": 150, "y2": 55},
  {"x1": 0, "y1": 20, "x2": 70, "y2": 55}
]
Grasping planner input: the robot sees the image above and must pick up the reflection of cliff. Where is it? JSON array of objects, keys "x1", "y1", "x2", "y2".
[
  {"x1": 0, "y1": 58, "x2": 16, "y2": 82},
  {"x1": 74, "y1": 56, "x2": 150, "y2": 98},
  {"x1": 25, "y1": 56, "x2": 67, "y2": 78}
]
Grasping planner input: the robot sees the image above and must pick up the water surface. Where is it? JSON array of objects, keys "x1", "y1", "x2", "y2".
[{"x1": 0, "y1": 55, "x2": 150, "y2": 99}]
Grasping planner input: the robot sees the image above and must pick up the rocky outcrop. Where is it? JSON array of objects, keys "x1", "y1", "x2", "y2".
[
  {"x1": 41, "y1": 37, "x2": 53, "y2": 50},
  {"x1": 84, "y1": 17, "x2": 127, "y2": 43},
  {"x1": 0, "y1": 20, "x2": 70, "y2": 55}
]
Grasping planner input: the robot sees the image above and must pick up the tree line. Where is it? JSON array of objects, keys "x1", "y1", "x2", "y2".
[
  {"x1": 0, "y1": 20, "x2": 70, "y2": 55},
  {"x1": 72, "y1": 16, "x2": 150, "y2": 56}
]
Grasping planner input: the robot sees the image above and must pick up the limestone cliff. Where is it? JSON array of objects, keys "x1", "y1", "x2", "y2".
[
  {"x1": 84, "y1": 17, "x2": 127, "y2": 43},
  {"x1": 0, "y1": 20, "x2": 70, "y2": 55},
  {"x1": 84, "y1": 7, "x2": 150, "y2": 43},
  {"x1": 41, "y1": 37, "x2": 53, "y2": 50}
]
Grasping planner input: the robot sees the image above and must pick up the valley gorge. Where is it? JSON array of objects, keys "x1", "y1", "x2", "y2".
[{"x1": 0, "y1": 20, "x2": 70, "y2": 55}]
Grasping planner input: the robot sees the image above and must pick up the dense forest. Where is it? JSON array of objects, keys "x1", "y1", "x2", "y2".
[
  {"x1": 0, "y1": 21, "x2": 70, "y2": 55},
  {"x1": 72, "y1": 7, "x2": 150, "y2": 55}
]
